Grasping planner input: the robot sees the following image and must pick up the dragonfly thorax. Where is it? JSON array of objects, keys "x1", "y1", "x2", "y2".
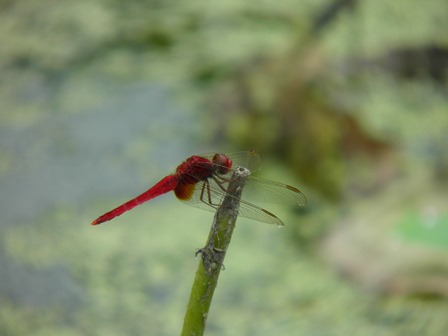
[{"x1": 176, "y1": 155, "x2": 215, "y2": 183}]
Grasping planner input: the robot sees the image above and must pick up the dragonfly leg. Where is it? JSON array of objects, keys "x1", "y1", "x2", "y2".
[
  {"x1": 200, "y1": 179, "x2": 221, "y2": 207},
  {"x1": 199, "y1": 181, "x2": 207, "y2": 203},
  {"x1": 212, "y1": 175, "x2": 231, "y2": 193}
]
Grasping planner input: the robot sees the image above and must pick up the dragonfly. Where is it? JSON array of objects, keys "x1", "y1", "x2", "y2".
[{"x1": 91, "y1": 151, "x2": 307, "y2": 227}]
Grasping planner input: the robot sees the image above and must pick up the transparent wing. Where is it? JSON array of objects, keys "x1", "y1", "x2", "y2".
[
  {"x1": 235, "y1": 198, "x2": 285, "y2": 226},
  {"x1": 242, "y1": 176, "x2": 308, "y2": 206},
  {"x1": 197, "y1": 152, "x2": 306, "y2": 206},
  {"x1": 175, "y1": 178, "x2": 285, "y2": 226}
]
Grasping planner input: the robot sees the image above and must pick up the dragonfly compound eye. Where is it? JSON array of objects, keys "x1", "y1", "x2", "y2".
[{"x1": 212, "y1": 153, "x2": 232, "y2": 174}]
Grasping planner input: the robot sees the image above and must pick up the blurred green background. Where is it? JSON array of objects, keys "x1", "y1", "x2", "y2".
[{"x1": 1, "y1": 0, "x2": 448, "y2": 335}]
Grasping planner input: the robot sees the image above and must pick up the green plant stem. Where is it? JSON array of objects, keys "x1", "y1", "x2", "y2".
[{"x1": 181, "y1": 167, "x2": 250, "y2": 336}]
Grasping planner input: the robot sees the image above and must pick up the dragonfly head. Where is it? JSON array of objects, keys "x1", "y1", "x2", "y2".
[{"x1": 212, "y1": 153, "x2": 232, "y2": 174}]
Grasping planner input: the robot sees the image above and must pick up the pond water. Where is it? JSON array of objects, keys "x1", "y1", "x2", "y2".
[{"x1": 0, "y1": 82, "x2": 198, "y2": 225}]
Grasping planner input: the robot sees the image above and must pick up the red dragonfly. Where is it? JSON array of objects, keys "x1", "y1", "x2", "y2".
[{"x1": 91, "y1": 151, "x2": 307, "y2": 227}]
